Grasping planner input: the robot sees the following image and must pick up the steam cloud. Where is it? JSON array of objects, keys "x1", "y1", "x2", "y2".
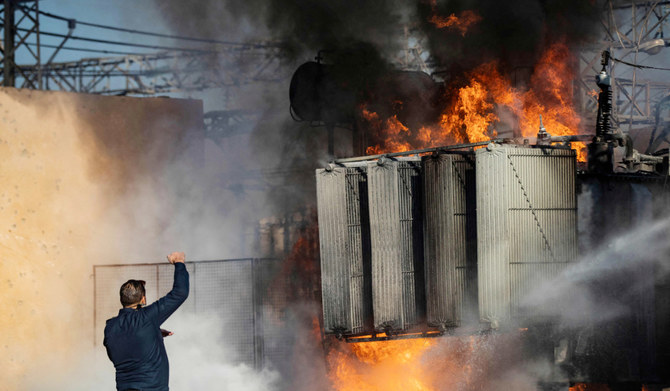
[{"x1": 0, "y1": 87, "x2": 280, "y2": 390}]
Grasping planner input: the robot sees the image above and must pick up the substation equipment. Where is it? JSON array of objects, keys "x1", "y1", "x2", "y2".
[{"x1": 313, "y1": 53, "x2": 670, "y2": 389}]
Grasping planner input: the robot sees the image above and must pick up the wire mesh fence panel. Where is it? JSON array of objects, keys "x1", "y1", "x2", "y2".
[
  {"x1": 254, "y1": 259, "x2": 294, "y2": 371},
  {"x1": 94, "y1": 259, "x2": 285, "y2": 369},
  {"x1": 193, "y1": 260, "x2": 255, "y2": 365},
  {"x1": 94, "y1": 264, "x2": 161, "y2": 345}
]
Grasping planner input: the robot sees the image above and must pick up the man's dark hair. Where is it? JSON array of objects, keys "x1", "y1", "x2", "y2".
[{"x1": 120, "y1": 280, "x2": 146, "y2": 307}]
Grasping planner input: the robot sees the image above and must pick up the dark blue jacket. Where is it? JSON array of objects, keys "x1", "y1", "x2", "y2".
[{"x1": 104, "y1": 263, "x2": 189, "y2": 391}]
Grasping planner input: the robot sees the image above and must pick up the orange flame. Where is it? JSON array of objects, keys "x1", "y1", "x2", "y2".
[
  {"x1": 328, "y1": 338, "x2": 436, "y2": 391},
  {"x1": 427, "y1": 1, "x2": 482, "y2": 36},
  {"x1": 430, "y1": 10, "x2": 483, "y2": 36},
  {"x1": 569, "y1": 384, "x2": 611, "y2": 391},
  {"x1": 363, "y1": 108, "x2": 413, "y2": 155},
  {"x1": 362, "y1": 41, "x2": 587, "y2": 161},
  {"x1": 515, "y1": 41, "x2": 586, "y2": 161},
  {"x1": 327, "y1": 334, "x2": 535, "y2": 391}
]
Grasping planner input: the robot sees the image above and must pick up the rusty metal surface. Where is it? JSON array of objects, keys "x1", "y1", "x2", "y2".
[
  {"x1": 476, "y1": 145, "x2": 577, "y2": 326},
  {"x1": 422, "y1": 153, "x2": 477, "y2": 328},
  {"x1": 316, "y1": 166, "x2": 372, "y2": 335},
  {"x1": 367, "y1": 158, "x2": 424, "y2": 332}
]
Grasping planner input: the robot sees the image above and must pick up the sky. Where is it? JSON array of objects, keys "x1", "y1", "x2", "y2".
[{"x1": 13, "y1": 0, "x2": 254, "y2": 111}]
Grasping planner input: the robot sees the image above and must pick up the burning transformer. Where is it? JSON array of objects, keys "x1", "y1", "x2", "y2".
[{"x1": 312, "y1": 52, "x2": 670, "y2": 387}]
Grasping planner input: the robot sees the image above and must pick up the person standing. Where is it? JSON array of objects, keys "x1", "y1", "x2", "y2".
[{"x1": 104, "y1": 251, "x2": 189, "y2": 391}]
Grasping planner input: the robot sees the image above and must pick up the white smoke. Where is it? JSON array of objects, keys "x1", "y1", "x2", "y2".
[
  {"x1": 165, "y1": 313, "x2": 281, "y2": 391},
  {"x1": 22, "y1": 313, "x2": 281, "y2": 391},
  {"x1": 521, "y1": 215, "x2": 670, "y2": 326}
]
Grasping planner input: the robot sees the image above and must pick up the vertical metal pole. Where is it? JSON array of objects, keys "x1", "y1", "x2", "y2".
[
  {"x1": 155, "y1": 265, "x2": 159, "y2": 300},
  {"x1": 191, "y1": 262, "x2": 196, "y2": 312},
  {"x1": 3, "y1": 0, "x2": 15, "y2": 87},
  {"x1": 251, "y1": 258, "x2": 264, "y2": 370},
  {"x1": 646, "y1": 82, "x2": 650, "y2": 118},
  {"x1": 93, "y1": 265, "x2": 97, "y2": 346},
  {"x1": 283, "y1": 213, "x2": 291, "y2": 256},
  {"x1": 35, "y1": 0, "x2": 41, "y2": 89},
  {"x1": 630, "y1": 3, "x2": 638, "y2": 133}
]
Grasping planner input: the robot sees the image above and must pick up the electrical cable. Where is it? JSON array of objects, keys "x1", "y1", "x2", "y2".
[
  {"x1": 26, "y1": 42, "x2": 144, "y2": 56},
  {"x1": 29, "y1": 6, "x2": 282, "y2": 49},
  {"x1": 15, "y1": 26, "x2": 217, "y2": 53},
  {"x1": 612, "y1": 55, "x2": 670, "y2": 71}
]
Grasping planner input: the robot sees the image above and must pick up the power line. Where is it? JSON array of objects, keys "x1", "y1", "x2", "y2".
[
  {"x1": 26, "y1": 42, "x2": 144, "y2": 56},
  {"x1": 15, "y1": 26, "x2": 218, "y2": 53},
  {"x1": 612, "y1": 56, "x2": 670, "y2": 71},
  {"x1": 29, "y1": 6, "x2": 282, "y2": 49}
]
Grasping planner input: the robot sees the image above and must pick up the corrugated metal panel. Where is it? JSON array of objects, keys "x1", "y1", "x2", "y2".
[
  {"x1": 367, "y1": 158, "x2": 424, "y2": 332},
  {"x1": 423, "y1": 153, "x2": 476, "y2": 328},
  {"x1": 316, "y1": 166, "x2": 371, "y2": 335},
  {"x1": 476, "y1": 145, "x2": 577, "y2": 325},
  {"x1": 345, "y1": 167, "x2": 373, "y2": 334}
]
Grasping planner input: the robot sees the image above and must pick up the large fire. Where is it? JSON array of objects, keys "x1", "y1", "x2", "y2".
[
  {"x1": 328, "y1": 337, "x2": 436, "y2": 391},
  {"x1": 326, "y1": 334, "x2": 546, "y2": 391},
  {"x1": 332, "y1": 39, "x2": 591, "y2": 391},
  {"x1": 363, "y1": 41, "x2": 587, "y2": 161}
]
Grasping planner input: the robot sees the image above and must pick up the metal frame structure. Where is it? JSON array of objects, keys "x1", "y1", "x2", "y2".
[
  {"x1": 26, "y1": 48, "x2": 286, "y2": 96},
  {"x1": 0, "y1": 0, "x2": 286, "y2": 97},
  {"x1": 1, "y1": 0, "x2": 41, "y2": 88},
  {"x1": 578, "y1": 1, "x2": 670, "y2": 130},
  {"x1": 392, "y1": 24, "x2": 432, "y2": 74}
]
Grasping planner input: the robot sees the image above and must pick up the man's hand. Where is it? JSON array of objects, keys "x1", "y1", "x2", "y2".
[
  {"x1": 167, "y1": 251, "x2": 185, "y2": 264},
  {"x1": 161, "y1": 328, "x2": 174, "y2": 337}
]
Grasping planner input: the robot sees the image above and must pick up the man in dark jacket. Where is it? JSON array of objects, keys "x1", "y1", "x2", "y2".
[{"x1": 104, "y1": 251, "x2": 189, "y2": 391}]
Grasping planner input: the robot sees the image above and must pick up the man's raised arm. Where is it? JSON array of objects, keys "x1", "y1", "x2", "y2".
[{"x1": 147, "y1": 251, "x2": 190, "y2": 325}]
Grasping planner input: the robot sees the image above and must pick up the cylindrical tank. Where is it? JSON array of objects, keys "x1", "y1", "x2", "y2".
[{"x1": 289, "y1": 61, "x2": 357, "y2": 124}]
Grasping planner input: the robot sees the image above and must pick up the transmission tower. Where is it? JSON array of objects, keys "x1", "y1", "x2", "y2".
[
  {"x1": 0, "y1": 0, "x2": 289, "y2": 139},
  {"x1": 1, "y1": 0, "x2": 41, "y2": 88},
  {"x1": 577, "y1": 1, "x2": 670, "y2": 132}
]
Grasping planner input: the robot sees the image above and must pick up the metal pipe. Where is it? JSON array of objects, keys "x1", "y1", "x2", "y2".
[
  {"x1": 331, "y1": 135, "x2": 592, "y2": 164},
  {"x1": 332, "y1": 139, "x2": 504, "y2": 164}
]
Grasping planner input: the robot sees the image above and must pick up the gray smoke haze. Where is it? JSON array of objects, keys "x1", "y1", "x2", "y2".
[
  {"x1": 522, "y1": 215, "x2": 670, "y2": 327},
  {"x1": 154, "y1": 0, "x2": 601, "y2": 66},
  {"x1": 154, "y1": 0, "x2": 411, "y2": 59},
  {"x1": 417, "y1": 0, "x2": 602, "y2": 71}
]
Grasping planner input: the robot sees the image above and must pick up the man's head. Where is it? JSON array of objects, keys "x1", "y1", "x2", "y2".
[{"x1": 120, "y1": 279, "x2": 146, "y2": 308}]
